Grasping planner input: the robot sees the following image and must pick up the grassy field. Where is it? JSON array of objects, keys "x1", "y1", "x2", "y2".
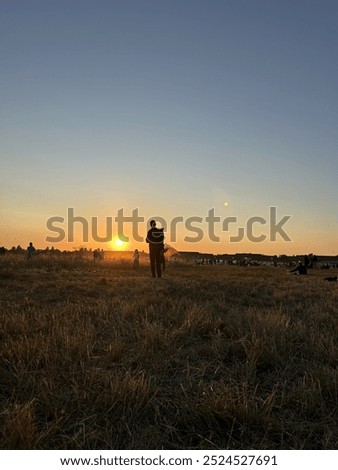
[{"x1": 0, "y1": 255, "x2": 337, "y2": 450}]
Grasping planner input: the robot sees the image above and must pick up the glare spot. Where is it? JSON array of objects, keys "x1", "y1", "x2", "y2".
[{"x1": 111, "y1": 237, "x2": 128, "y2": 250}]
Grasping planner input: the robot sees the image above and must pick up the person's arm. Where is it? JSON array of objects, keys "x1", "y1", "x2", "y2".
[{"x1": 146, "y1": 230, "x2": 151, "y2": 243}]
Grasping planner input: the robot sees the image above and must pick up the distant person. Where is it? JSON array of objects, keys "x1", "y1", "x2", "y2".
[
  {"x1": 132, "y1": 249, "x2": 140, "y2": 270},
  {"x1": 308, "y1": 253, "x2": 317, "y2": 269},
  {"x1": 289, "y1": 262, "x2": 307, "y2": 275},
  {"x1": 160, "y1": 245, "x2": 169, "y2": 272},
  {"x1": 304, "y1": 254, "x2": 309, "y2": 268},
  {"x1": 146, "y1": 220, "x2": 164, "y2": 278},
  {"x1": 27, "y1": 242, "x2": 36, "y2": 259}
]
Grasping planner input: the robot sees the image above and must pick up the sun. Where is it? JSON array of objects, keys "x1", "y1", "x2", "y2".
[{"x1": 110, "y1": 237, "x2": 129, "y2": 251}]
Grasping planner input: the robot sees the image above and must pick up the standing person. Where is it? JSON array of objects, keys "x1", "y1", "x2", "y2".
[
  {"x1": 27, "y1": 242, "x2": 36, "y2": 259},
  {"x1": 146, "y1": 220, "x2": 164, "y2": 278},
  {"x1": 160, "y1": 244, "x2": 169, "y2": 272},
  {"x1": 132, "y1": 249, "x2": 140, "y2": 270},
  {"x1": 160, "y1": 248, "x2": 165, "y2": 272}
]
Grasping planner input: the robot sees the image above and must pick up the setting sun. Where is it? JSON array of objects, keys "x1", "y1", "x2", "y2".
[{"x1": 110, "y1": 237, "x2": 129, "y2": 251}]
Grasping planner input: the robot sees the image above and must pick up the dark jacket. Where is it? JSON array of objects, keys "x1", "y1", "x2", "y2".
[{"x1": 146, "y1": 227, "x2": 164, "y2": 245}]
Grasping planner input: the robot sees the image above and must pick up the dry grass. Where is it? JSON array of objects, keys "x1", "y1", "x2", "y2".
[{"x1": 0, "y1": 255, "x2": 337, "y2": 449}]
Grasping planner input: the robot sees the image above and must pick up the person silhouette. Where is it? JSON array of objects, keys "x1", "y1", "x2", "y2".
[
  {"x1": 160, "y1": 248, "x2": 165, "y2": 272},
  {"x1": 27, "y1": 242, "x2": 36, "y2": 259},
  {"x1": 132, "y1": 249, "x2": 140, "y2": 270},
  {"x1": 146, "y1": 220, "x2": 164, "y2": 278},
  {"x1": 290, "y1": 261, "x2": 307, "y2": 275}
]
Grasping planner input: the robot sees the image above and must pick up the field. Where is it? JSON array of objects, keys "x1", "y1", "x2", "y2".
[{"x1": 0, "y1": 255, "x2": 337, "y2": 450}]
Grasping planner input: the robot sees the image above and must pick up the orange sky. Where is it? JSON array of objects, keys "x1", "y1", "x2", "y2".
[{"x1": 1, "y1": 3, "x2": 337, "y2": 256}]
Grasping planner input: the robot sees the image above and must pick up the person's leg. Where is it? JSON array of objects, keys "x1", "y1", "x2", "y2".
[
  {"x1": 155, "y1": 247, "x2": 162, "y2": 277},
  {"x1": 150, "y1": 248, "x2": 156, "y2": 277}
]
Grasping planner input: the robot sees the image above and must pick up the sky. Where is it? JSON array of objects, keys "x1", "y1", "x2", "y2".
[{"x1": 1, "y1": 0, "x2": 337, "y2": 255}]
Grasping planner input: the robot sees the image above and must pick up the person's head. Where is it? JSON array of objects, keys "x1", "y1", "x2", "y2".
[
  {"x1": 29, "y1": 242, "x2": 33, "y2": 247},
  {"x1": 150, "y1": 219, "x2": 156, "y2": 228}
]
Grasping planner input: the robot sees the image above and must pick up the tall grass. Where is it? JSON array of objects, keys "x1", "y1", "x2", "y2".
[{"x1": 0, "y1": 255, "x2": 337, "y2": 449}]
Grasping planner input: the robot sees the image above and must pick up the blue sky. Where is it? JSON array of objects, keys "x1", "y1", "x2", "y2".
[{"x1": 1, "y1": 0, "x2": 337, "y2": 254}]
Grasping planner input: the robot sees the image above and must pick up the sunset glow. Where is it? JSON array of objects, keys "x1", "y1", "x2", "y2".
[
  {"x1": 1, "y1": 2, "x2": 337, "y2": 255},
  {"x1": 111, "y1": 237, "x2": 129, "y2": 251}
]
